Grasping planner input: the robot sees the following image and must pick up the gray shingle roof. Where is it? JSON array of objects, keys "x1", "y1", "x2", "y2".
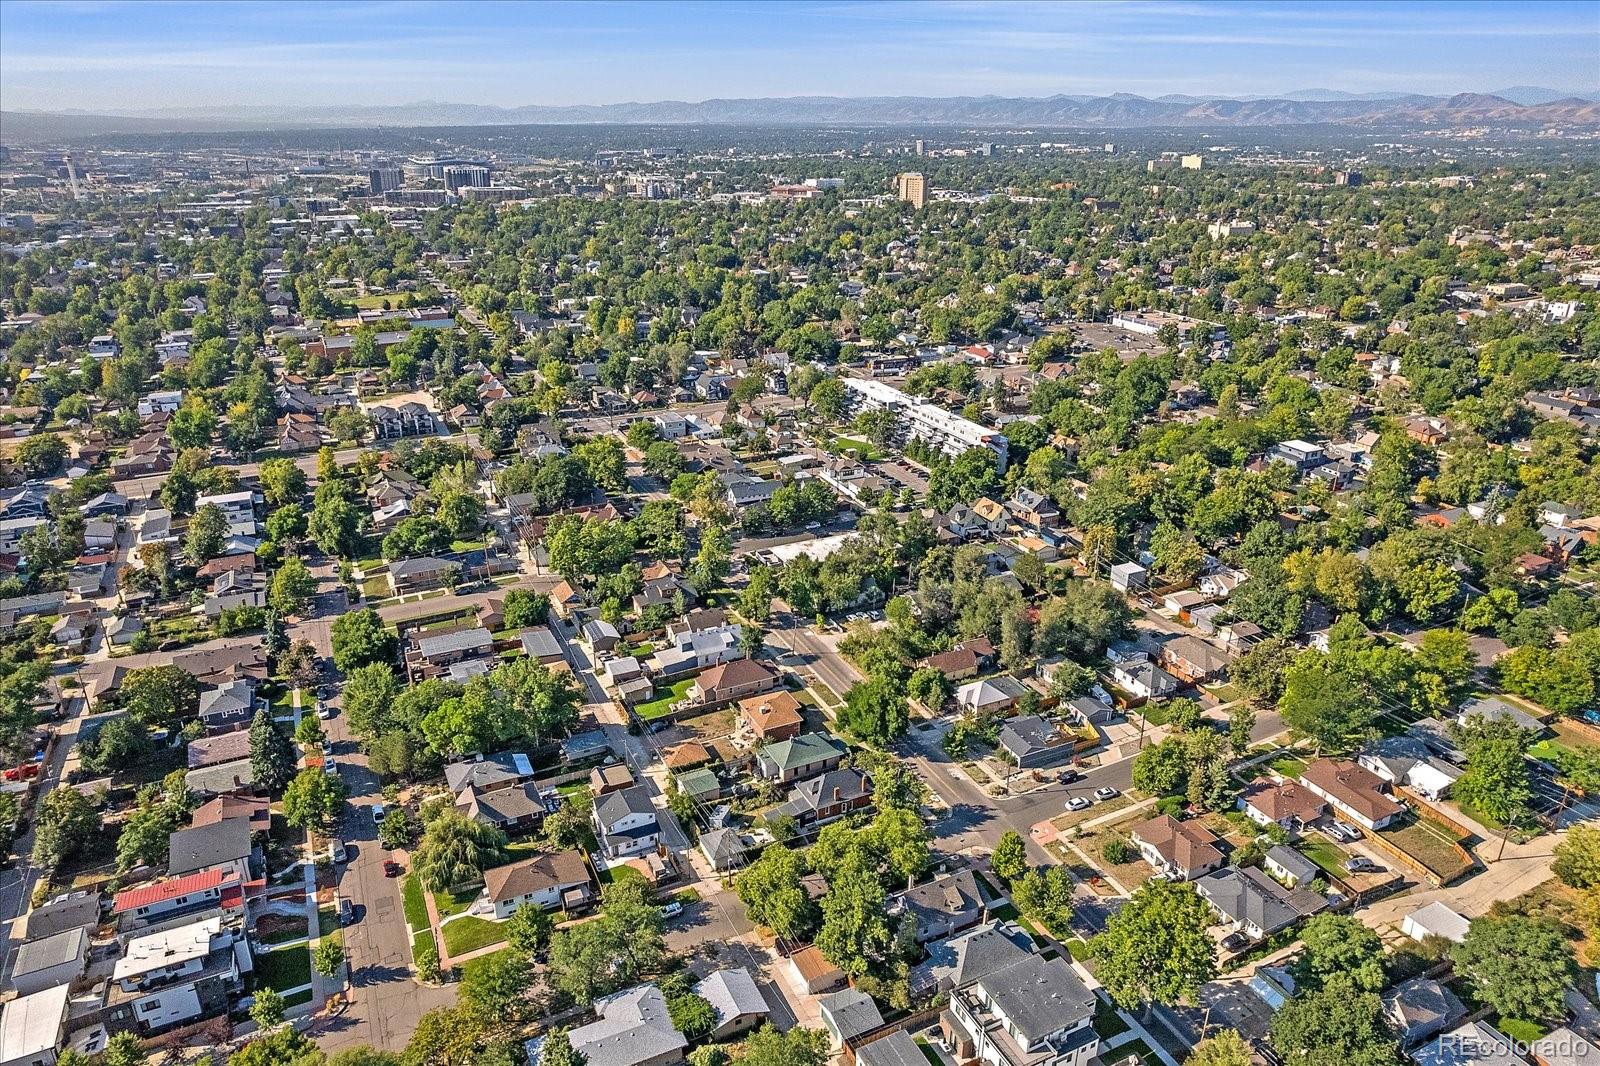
[
  {"x1": 974, "y1": 954, "x2": 1095, "y2": 1044},
  {"x1": 820, "y1": 988, "x2": 884, "y2": 1040},
  {"x1": 167, "y1": 817, "x2": 252, "y2": 876}
]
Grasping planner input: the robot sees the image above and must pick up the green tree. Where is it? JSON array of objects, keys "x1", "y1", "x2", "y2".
[
  {"x1": 1295, "y1": 913, "x2": 1385, "y2": 992},
  {"x1": 1453, "y1": 714, "x2": 1533, "y2": 826},
  {"x1": 1553, "y1": 824, "x2": 1600, "y2": 889},
  {"x1": 31, "y1": 786, "x2": 99, "y2": 871},
  {"x1": 734, "y1": 844, "x2": 818, "y2": 941},
  {"x1": 836, "y1": 676, "x2": 908, "y2": 746},
  {"x1": 505, "y1": 904, "x2": 556, "y2": 957},
  {"x1": 991, "y1": 830, "x2": 1028, "y2": 884},
  {"x1": 1187, "y1": 1030, "x2": 1251, "y2": 1066},
  {"x1": 269, "y1": 556, "x2": 318, "y2": 616},
  {"x1": 259, "y1": 458, "x2": 309, "y2": 508},
  {"x1": 101, "y1": 1032, "x2": 149, "y2": 1066},
  {"x1": 500, "y1": 589, "x2": 552, "y2": 629},
  {"x1": 250, "y1": 988, "x2": 287, "y2": 1031},
  {"x1": 331, "y1": 610, "x2": 396, "y2": 673},
  {"x1": 230, "y1": 1027, "x2": 323, "y2": 1066},
  {"x1": 460, "y1": 947, "x2": 535, "y2": 1021},
  {"x1": 666, "y1": 993, "x2": 717, "y2": 1043},
  {"x1": 1227, "y1": 703, "x2": 1256, "y2": 756},
  {"x1": 341, "y1": 663, "x2": 401, "y2": 739},
  {"x1": 1011, "y1": 865, "x2": 1075, "y2": 936},
  {"x1": 412, "y1": 812, "x2": 507, "y2": 891},
  {"x1": 313, "y1": 939, "x2": 345, "y2": 980},
  {"x1": 1089, "y1": 880, "x2": 1217, "y2": 1011},
  {"x1": 184, "y1": 503, "x2": 229, "y2": 565},
  {"x1": 538, "y1": 1029, "x2": 586, "y2": 1066},
  {"x1": 730, "y1": 1025, "x2": 828, "y2": 1066},
  {"x1": 1450, "y1": 915, "x2": 1577, "y2": 1024},
  {"x1": 118, "y1": 665, "x2": 200, "y2": 727},
  {"x1": 282, "y1": 768, "x2": 346, "y2": 829},
  {"x1": 378, "y1": 808, "x2": 416, "y2": 850},
  {"x1": 250, "y1": 709, "x2": 297, "y2": 795},
  {"x1": 1131, "y1": 737, "x2": 1190, "y2": 796},
  {"x1": 1268, "y1": 987, "x2": 1396, "y2": 1066},
  {"x1": 1278, "y1": 653, "x2": 1375, "y2": 752},
  {"x1": 815, "y1": 847, "x2": 892, "y2": 977}
]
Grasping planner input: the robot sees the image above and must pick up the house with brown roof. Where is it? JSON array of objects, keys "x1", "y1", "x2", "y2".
[
  {"x1": 739, "y1": 690, "x2": 804, "y2": 743},
  {"x1": 1160, "y1": 635, "x2": 1232, "y2": 684},
  {"x1": 923, "y1": 647, "x2": 980, "y2": 681},
  {"x1": 664, "y1": 741, "x2": 715, "y2": 771},
  {"x1": 1238, "y1": 781, "x2": 1327, "y2": 835},
  {"x1": 1129, "y1": 815, "x2": 1225, "y2": 881},
  {"x1": 483, "y1": 849, "x2": 595, "y2": 919},
  {"x1": 688, "y1": 658, "x2": 780, "y2": 707},
  {"x1": 1299, "y1": 758, "x2": 1405, "y2": 830}
]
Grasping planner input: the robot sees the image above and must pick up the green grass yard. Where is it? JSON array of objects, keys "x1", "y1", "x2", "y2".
[
  {"x1": 256, "y1": 944, "x2": 311, "y2": 992},
  {"x1": 441, "y1": 915, "x2": 507, "y2": 957},
  {"x1": 635, "y1": 678, "x2": 694, "y2": 720},
  {"x1": 433, "y1": 886, "x2": 481, "y2": 919},
  {"x1": 402, "y1": 875, "x2": 429, "y2": 930}
]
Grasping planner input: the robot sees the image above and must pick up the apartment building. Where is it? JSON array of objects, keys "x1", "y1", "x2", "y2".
[{"x1": 840, "y1": 377, "x2": 1008, "y2": 473}]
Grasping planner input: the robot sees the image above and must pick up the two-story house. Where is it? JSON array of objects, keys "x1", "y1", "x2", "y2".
[
  {"x1": 943, "y1": 951, "x2": 1100, "y2": 1066},
  {"x1": 591, "y1": 785, "x2": 662, "y2": 860},
  {"x1": 755, "y1": 732, "x2": 846, "y2": 784},
  {"x1": 105, "y1": 915, "x2": 251, "y2": 1036}
]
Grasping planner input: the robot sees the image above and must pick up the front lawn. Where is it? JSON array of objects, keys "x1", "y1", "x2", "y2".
[
  {"x1": 256, "y1": 944, "x2": 312, "y2": 992},
  {"x1": 441, "y1": 915, "x2": 507, "y2": 957},
  {"x1": 433, "y1": 886, "x2": 481, "y2": 919},
  {"x1": 402, "y1": 875, "x2": 429, "y2": 930},
  {"x1": 635, "y1": 678, "x2": 694, "y2": 721},
  {"x1": 1298, "y1": 839, "x2": 1348, "y2": 879},
  {"x1": 1380, "y1": 815, "x2": 1475, "y2": 883}
]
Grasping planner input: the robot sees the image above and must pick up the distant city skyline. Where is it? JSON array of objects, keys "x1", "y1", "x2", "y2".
[{"x1": 1, "y1": 0, "x2": 1596, "y2": 115}]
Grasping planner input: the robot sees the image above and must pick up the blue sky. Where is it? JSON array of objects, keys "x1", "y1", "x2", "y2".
[{"x1": 1, "y1": 0, "x2": 1596, "y2": 112}]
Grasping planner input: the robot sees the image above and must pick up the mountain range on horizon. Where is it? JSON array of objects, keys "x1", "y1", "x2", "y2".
[{"x1": 4, "y1": 87, "x2": 1598, "y2": 141}]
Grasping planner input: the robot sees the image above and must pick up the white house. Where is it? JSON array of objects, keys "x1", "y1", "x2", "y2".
[{"x1": 591, "y1": 785, "x2": 661, "y2": 860}]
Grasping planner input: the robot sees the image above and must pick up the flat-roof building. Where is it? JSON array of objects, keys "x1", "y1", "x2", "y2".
[{"x1": 840, "y1": 377, "x2": 1007, "y2": 473}]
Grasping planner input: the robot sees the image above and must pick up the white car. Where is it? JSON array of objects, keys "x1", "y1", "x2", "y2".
[
  {"x1": 1065, "y1": 796, "x2": 1092, "y2": 812},
  {"x1": 316, "y1": 702, "x2": 334, "y2": 720},
  {"x1": 661, "y1": 901, "x2": 684, "y2": 920},
  {"x1": 371, "y1": 803, "x2": 386, "y2": 824},
  {"x1": 1093, "y1": 787, "x2": 1120, "y2": 802}
]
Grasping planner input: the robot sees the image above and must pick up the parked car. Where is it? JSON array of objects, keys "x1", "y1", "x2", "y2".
[
  {"x1": 339, "y1": 898, "x2": 354, "y2": 925},
  {"x1": 316, "y1": 702, "x2": 334, "y2": 720},
  {"x1": 1344, "y1": 856, "x2": 1380, "y2": 873},
  {"x1": 1221, "y1": 932, "x2": 1251, "y2": 952},
  {"x1": 383, "y1": 860, "x2": 403, "y2": 878},
  {"x1": 661, "y1": 901, "x2": 684, "y2": 919},
  {"x1": 330, "y1": 839, "x2": 347, "y2": 864},
  {"x1": 1093, "y1": 787, "x2": 1120, "y2": 801},
  {"x1": 1065, "y1": 796, "x2": 1092, "y2": 812},
  {"x1": 320, "y1": 739, "x2": 334, "y2": 757},
  {"x1": 1059, "y1": 768, "x2": 1080, "y2": 784},
  {"x1": 371, "y1": 803, "x2": 386, "y2": 824},
  {"x1": 1332, "y1": 819, "x2": 1364, "y2": 840}
]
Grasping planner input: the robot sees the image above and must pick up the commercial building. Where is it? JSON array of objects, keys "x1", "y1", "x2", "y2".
[
  {"x1": 368, "y1": 167, "x2": 403, "y2": 193},
  {"x1": 895, "y1": 172, "x2": 926, "y2": 209},
  {"x1": 443, "y1": 165, "x2": 491, "y2": 193},
  {"x1": 840, "y1": 377, "x2": 1008, "y2": 473}
]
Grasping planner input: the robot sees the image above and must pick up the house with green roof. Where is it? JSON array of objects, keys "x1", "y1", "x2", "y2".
[{"x1": 755, "y1": 732, "x2": 845, "y2": 784}]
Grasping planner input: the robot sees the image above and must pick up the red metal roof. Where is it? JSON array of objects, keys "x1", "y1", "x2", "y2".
[{"x1": 113, "y1": 867, "x2": 231, "y2": 912}]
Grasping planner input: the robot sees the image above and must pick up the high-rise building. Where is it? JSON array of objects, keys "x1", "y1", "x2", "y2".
[
  {"x1": 914, "y1": 139, "x2": 927, "y2": 156},
  {"x1": 977, "y1": 143, "x2": 995, "y2": 157},
  {"x1": 1181, "y1": 154, "x2": 1204, "y2": 170},
  {"x1": 444, "y1": 165, "x2": 491, "y2": 193},
  {"x1": 1334, "y1": 169, "x2": 1364, "y2": 186},
  {"x1": 368, "y1": 167, "x2": 403, "y2": 194},
  {"x1": 895, "y1": 172, "x2": 926, "y2": 209}
]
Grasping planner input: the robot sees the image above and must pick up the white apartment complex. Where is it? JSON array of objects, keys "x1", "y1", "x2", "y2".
[{"x1": 840, "y1": 377, "x2": 1008, "y2": 473}]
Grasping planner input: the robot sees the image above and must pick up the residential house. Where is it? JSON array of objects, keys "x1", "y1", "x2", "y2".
[
  {"x1": 788, "y1": 944, "x2": 847, "y2": 995},
  {"x1": 483, "y1": 849, "x2": 595, "y2": 919},
  {"x1": 942, "y1": 950, "x2": 1100, "y2": 1066},
  {"x1": 1195, "y1": 865, "x2": 1327, "y2": 942},
  {"x1": 1109, "y1": 561, "x2": 1147, "y2": 591},
  {"x1": 890, "y1": 869, "x2": 993, "y2": 944},
  {"x1": 1457, "y1": 696, "x2": 1546, "y2": 735},
  {"x1": 693, "y1": 969, "x2": 769, "y2": 1041},
  {"x1": 1110, "y1": 659, "x2": 1179, "y2": 702},
  {"x1": 193, "y1": 490, "x2": 258, "y2": 537},
  {"x1": 755, "y1": 732, "x2": 845, "y2": 784},
  {"x1": 591, "y1": 764, "x2": 636, "y2": 795},
  {"x1": 198, "y1": 679, "x2": 259, "y2": 735},
  {"x1": 204, "y1": 568, "x2": 265, "y2": 618},
  {"x1": 1299, "y1": 758, "x2": 1405, "y2": 831},
  {"x1": 444, "y1": 752, "x2": 535, "y2": 796},
  {"x1": 1263, "y1": 846, "x2": 1321, "y2": 889},
  {"x1": 997, "y1": 715, "x2": 1078, "y2": 770},
  {"x1": 739, "y1": 690, "x2": 804, "y2": 743},
  {"x1": 369, "y1": 401, "x2": 435, "y2": 439},
  {"x1": 1237, "y1": 781, "x2": 1327, "y2": 835},
  {"x1": 1401, "y1": 902, "x2": 1472, "y2": 945},
  {"x1": 924, "y1": 646, "x2": 981, "y2": 681},
  {"x1": 0, "y1": 984, "x2": 71, "y2": 1066},
  {"x1": 857, "y1": 1032, "x2": 928, "y2": 1066},
  {"x1": 1383, "y1": 977, "x2": 1466, "y2": 1048},
  {"x1": 412, "y1": 627, "x2": 494, "y2": 678},
  {"x1": 698, "y1": 829, "x2": 751, "y2": 873},
  {"x1": 1160, "y1": 636, "x2": 1232, "y2": 684},
  {"x1": 687, "y1": 658, "x2": 780, "y2": 706},
  {"x1": 166, "y1": 817, "x2": 255, "y2": 879},
  {"x1": 1412, "y1": 1022, "x2": 1523, "y2": 1066},
  {"x1": 112, "y1": 867, "x2": 243, "y2": 927},
  {"x1": 560, "y1": 983, "x2": 686, "y2": 1066},
  {"x1": 387, "y1": 555, "x2": 459, "y2": 594},
  {"x1": 645, "y1": 623, "x2": 740, "y2": 678},
  {"x1": 1358, "y1": 735, "x2": 1462, "y2": 801},
  {"x1": 776, "y1": 767, "x2": 873, "y2": 829},
  {"x1": 1129, "y1": 815, "x2": 1225, "y2": 881},
  {"x1": 519, "y1": 626, "x2": 566, "y2": 665},
  {"x1": 9, "y1": 926, "x2": 89, "y2": 996},
  {"x1": 954, "y1": 675, "x2": 1028, "y2": 716},
  {"x1": 456, "y1": 783, "x2": 548, "y2": 832},
  {"x1": 591, "y1": 785, "x2": 662, "y2": 860},
  {"x1": 819, "y1": 989, "x2": 885, "y2": 1049},
  {"x1": 105, "y1": 914, "x2": 250, "y2": 1036}
]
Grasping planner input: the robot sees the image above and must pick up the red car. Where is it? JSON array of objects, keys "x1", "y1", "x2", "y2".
[{"x1": 383, "y1": 860, "x2": 403, "y2": 878}]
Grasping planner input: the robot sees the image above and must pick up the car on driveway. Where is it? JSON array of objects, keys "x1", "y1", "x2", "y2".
[
  {"x1": 660, "y1": 901, "x2": 684, "y2": 919},
  {"x1": 1093, "y1": 787, "x2": 1120, "y2": 801},
  {"x1": 316, "y1": 702, "x2": 334, "y2": 720},
  {"x1": 371, "y1": 803, "x2": 386, "y2": 824},
  {"x1": 1332, "y1": 819, "x2": 1364, "y2": 840},
  {"x1": 1345, "y1": 856, "x2": 1380, "y2": 873},
  {"x1": 1065, "y1": 796, "x2": 1092, "y2": 812}
]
